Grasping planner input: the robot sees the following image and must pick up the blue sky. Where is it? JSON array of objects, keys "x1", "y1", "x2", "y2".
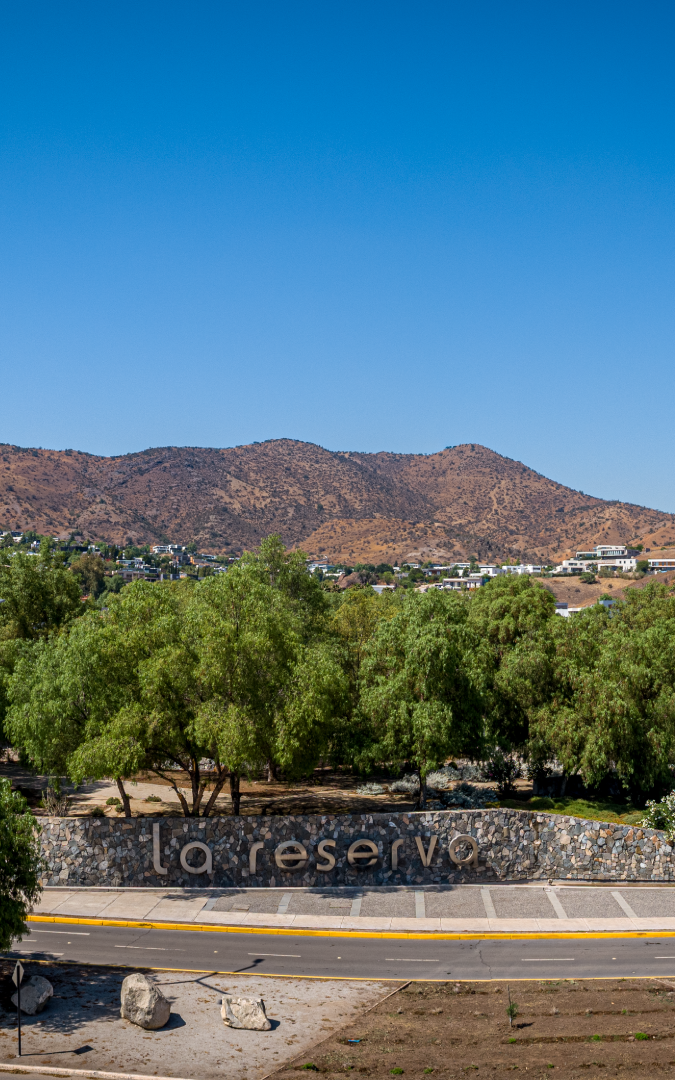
[{"x1": 1, "y1": 2, "x2": 674, "y2": 509}]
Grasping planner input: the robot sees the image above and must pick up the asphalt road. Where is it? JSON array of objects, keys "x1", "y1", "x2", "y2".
[{"x1": 10, "y1": 923, "x2": 675, "y2": 982}]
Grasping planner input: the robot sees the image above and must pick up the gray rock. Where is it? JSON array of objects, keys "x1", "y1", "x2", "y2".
[
  {"x1": 11, "y1": 976, "x2": 53, "y2": 1015},
  {"x1": 120, "y1": 973, "x2": 170, "y2": 1030},
  {"x1": 221, "y1": 994, "x2": 271, "y2": 1030}
]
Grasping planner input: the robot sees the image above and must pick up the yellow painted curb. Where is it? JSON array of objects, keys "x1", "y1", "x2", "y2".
[
  {"x1": 17, "y1": 957, "x2": 675, "y2": 984},
  {"x1": 27, "y1": 914, "x2": 675, "y2": 941}
]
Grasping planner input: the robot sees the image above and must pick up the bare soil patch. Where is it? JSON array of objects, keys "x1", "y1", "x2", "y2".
[
  {"x1": 276, "y1": 978, "x2": 675, "y2": 1080},
  {"x1": 0, "y1": 759, "x2": 425, "y2": 818},
  {"x1": 541, "y1": 571, "x2": 675, "y2": 609}
]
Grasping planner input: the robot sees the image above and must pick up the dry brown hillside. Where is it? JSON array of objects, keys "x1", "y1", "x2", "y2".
[{"x1": 0, "y1": 439, "x2": 672, "y2": 562}]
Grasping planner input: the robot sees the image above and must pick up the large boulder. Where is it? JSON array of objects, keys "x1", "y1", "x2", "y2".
[
  {"x1": 120, "y1": 973, "x2": 171, "y2": 1030},
  {"x1": 11, "y1": 976, "x2": 53, "y2": 1015},
  {"x1": 221, "y1": 995, "x2": 271, "y2": 1030}
]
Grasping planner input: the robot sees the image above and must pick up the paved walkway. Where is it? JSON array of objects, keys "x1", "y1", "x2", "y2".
[{"x1": 33, "y1": 883, "x2": 675, "y2": 933}]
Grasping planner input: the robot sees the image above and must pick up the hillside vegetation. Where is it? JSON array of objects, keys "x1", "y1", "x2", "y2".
[{"x1": 1, "y1": 439, "x2": 674, "y2": 562}]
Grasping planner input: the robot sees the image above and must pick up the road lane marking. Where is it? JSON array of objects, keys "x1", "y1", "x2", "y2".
[
  {"x1": 521, "y1": 958, "x2": 575, "y2": 962},
  {"x1": 385, "y1": 958, "x2": 439, "y2": 962},
  {"x1": 30, "y1": 930, "x2": 90, "y2": 935},
  {"x1": 655, "y1": 956, "x2": 675, "y2": 959},
  {"x1": 113, "y1": 946, "x2": 182, "y2": 952},
  {"x1": 248, "y1": 952, "x2": 301, "y2": 957}
]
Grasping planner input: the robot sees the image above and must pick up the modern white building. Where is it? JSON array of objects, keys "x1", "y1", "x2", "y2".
[
  {"x1": 555, "y1": 544, "x2": 639, "y2": 574},
  {"x1": 648, "y1": 558, "x2": 675, "y2": 572},
  {"x1": 502, "y1": 564, "x2": 543, "y2": 575},
  {"x1": 439, "y1": 575, "x2": 485, "y2": 591}
]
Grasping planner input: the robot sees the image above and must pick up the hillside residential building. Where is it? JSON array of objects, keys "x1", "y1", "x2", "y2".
[
  {"x1": 502, "y1": 564, "x2": 543, "y2": 575},
  {"x1": 440, "y1": 575, "x2": 485, "y2": 591},
  {"x1": 575, "y1": 545, "x2": 637, "y2": 559},
  {"x1": 555, "y1": 544, "x2": 638, "y2": 574},
  {"x1": 555, "y1": 598, "x2": 615, "y2": 617},
  {"x1": 649, "y1": 558, "x2": 675, "y2": 572}
]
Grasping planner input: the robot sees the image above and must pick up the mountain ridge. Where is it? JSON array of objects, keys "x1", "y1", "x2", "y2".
[{"x1": 1, "y1": 439, "x2": 674, "y2": 563}]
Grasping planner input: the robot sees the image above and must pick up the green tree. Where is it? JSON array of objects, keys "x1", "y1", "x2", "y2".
[
  {"x1": 192, "y1": 547, "x2": 345, "y2": 810},
  {"x1": 8, "y1": 537, "x2": 345, "y2": 818},
  {"x1": 0, "y1": 778, "x2": 42, "y2": 950},
  {"x1": 532, "y1": 583, "x2": 675, "y2": 798},
  {"x1": 6, "y1": 595, "x2": 148, "y2": 815},
  {"x1": 326, "y1": 588, "x2": 398, "y2": 768},
  {"x1": 360, "y1": 589, "x2": 483, "y2": 807},
  {"x1": 70, "y1": 553, "x2": 107, "y2": 598},
  {"x1": 0, "y1": 544, "x2": 82, "y2": 743},
  {"x1": 467, "y1": 574, "x2": 558, "y2": 755},
  {"x1": 0, "y1": 544, "x2": 82, "y2": 641}
]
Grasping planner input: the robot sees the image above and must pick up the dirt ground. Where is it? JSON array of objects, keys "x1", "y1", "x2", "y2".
[
  {"x1": 4, "y1": 760, "x2": 511, "y2": 819},
  {"x1": 541, "y1": 569, "x2": 675, "y2": 608},
  {"x1": 274, "y1": 978, "x2": 675, "y2": 1079},
  {"x1": 0, "y1": 759, "x2": 427, "y2": 818},
  {"x1": 0, "y1": 960, "x2": 386, "y2": 1080}
]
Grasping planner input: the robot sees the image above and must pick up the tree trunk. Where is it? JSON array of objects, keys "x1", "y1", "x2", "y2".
[
  {"x1": 202, "y1": 771, "x2": 228, "y2": 817},
  {"x1": 266, "y1": 760, "x2": 277, "y2": 783},
  {"x1": 416, "y1": 769, "x2": 427, "y2": 810},
  {"x1": 230, "y1": 772, "x2": 241, "y2": 816},
  {"x1": 116, "y1": 777, "x2": 131, "y2": 818},
  {"x1": 189, "y1": 758, "x2": 205, "y2": 815}
]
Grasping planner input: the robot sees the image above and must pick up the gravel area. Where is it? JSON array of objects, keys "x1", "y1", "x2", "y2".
[{"x1": 0, "y1": 961, "x2": 387, "y2": 1080}]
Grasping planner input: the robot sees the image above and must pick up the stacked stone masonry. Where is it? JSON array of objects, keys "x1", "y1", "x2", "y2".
[{"x1": 38, "y1": 809, "x2": 674, "y2": 888}]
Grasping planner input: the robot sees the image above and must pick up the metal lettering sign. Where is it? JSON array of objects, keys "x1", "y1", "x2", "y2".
[
  {"x1": 12, "y1": 961, "x2": 23, "y2": 987},
  {"x1": 151, "y1": 824, "x2": 482, "y2": 876}
]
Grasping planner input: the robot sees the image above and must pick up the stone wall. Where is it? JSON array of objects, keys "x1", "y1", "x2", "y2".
[{"x1": 38, "y1": 809, "x2": 674, "y2": 888}]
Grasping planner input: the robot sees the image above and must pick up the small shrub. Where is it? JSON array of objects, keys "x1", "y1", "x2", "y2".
[
  {"x1": 106, "y1": 796, "x2": 121, "y2": 806},
  {"x1": 426, "y1": 766, "x2": 460, "y2": 790},
  {"x1": 508, "y1": 1037, "x2": 517, "y2": 1043},
  {"x1": 356, "y1": 783, "x2": 385, "y2": 795},
  {"x1": 390, "y1": 774, "x2": 419, "y2": 794},
  {"x1": 635, "y1": 1032, "x2": 649, "y2": 1040},
  {"x1": 506, "y1": 985, "x2": 519, "y2": 1027},
  {"x1": 145, "y1": 794, "x2": 162, "y2": 802},
  {"x1": 483, "y1": 750, "x2": 521, "y2": 795},
  {"x1": 391, "y1": 1070, "x2": 404, "y2": 1076},
  {"x1": 442, "y1": 782, "x2": 498, "y2": 809},
  {"x1": 641, "y1": 791, "x2": 675, "y2": 839},
  {"x1": 90, "y1": 806, "x2": 105, "y2": 818},
  {"x1": 300, "y1": 1064, "x2": 318, "y2": 1071},
  {"x1": 41, "y1": 787, "x2": 69, "y2": 815}
]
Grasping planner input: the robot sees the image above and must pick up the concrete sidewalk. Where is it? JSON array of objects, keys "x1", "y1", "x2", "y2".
[{"x1": 32, "y1": 883, "x2": 675, "y2": 934}]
